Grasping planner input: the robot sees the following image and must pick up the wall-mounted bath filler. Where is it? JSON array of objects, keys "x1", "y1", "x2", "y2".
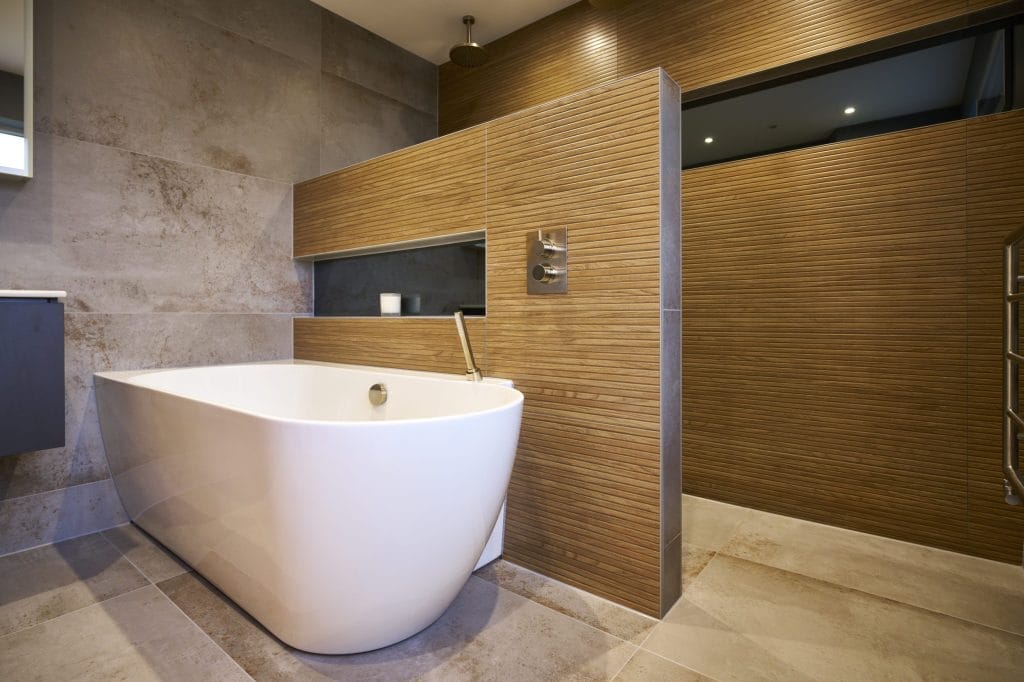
[
  {"x1": 527, "y1": 227, "x2": 568, "y2": 294},
  {"x1": 453, "y1": 311, "x2": 482, "y2": 382},
  {"x1": 368, "y1": 383, "x2": 388, "y2": 406},
  {"x1": 449, "y1": 15, "x2": 488, "y2": 67}
]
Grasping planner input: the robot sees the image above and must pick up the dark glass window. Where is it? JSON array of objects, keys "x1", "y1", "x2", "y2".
[{"x1": 683, "y1": 20, "x2": 1023, "y2": 169}]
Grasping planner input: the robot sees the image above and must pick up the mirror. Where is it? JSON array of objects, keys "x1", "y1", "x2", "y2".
[{"x1": 0, "y1": 0, "x2": 31, "y2": 178}]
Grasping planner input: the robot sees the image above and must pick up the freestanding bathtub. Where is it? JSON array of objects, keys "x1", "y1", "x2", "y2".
[{"x1": 94, "y1": 360, "x2": 523, "y2": 654}]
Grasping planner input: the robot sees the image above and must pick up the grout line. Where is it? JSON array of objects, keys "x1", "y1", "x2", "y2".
[
  {"x1": 0, "y1": 583, "x2": 153, "y2": 642},
  {"x1": 39, "y1": 131, "x2": 296, "y2": 187},
  {"x1": 96, "y1": 526, "x2": 153, "y2": 585},
  {"x1": 608, "y1": 644, "x2": 641, "y2": 681},
  {"x1": 157, "y1": 582, "x2": 256, "y2": 681},
  {"x1": 634, "y1": 647, "x2": 719, "y2": 681}
]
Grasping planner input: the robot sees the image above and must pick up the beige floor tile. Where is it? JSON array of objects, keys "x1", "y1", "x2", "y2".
[
  {"x1": 0, "y1": 585, "x2": 249, "y2": 681},
  {"x1": 159, "y1": 570, "x2": 636, "y2": 681},
  {"x1": 474, "y1": 559, "x2": 658, "y2": 644},
  {"x1": 721, "y1": 510, "x2": 1024, "y2": 635},
  {"x1": 643, "y1": 554, "x2": 1024, "y2": 682},
  {"x1": 0, "y1": 532, "x2": 148, "y2": 637},
  {"x1": 614, "y1": 649, "x2": 710, "y2": 681},
  {"x1": 101, "y1": 524, "x2": 188, "y2": 584},
  {"x1": 682, "y1": 542, "x2": 716, "y2": 587},
  {"x1": 682, "y1": 495, "x2": 759, "y2": 551}
]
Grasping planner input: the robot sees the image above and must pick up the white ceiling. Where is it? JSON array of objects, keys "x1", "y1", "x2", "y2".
[
  {"x1": 0, "y1": 0, "x2": 26, "y2": 75},
  {"x1": 312, "y1": 0, "x2": 579, "y2": 64}
]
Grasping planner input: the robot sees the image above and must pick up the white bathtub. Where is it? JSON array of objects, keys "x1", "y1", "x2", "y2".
[{"x1": 94, "y1": 360, "x2": 523, "y2": 654}]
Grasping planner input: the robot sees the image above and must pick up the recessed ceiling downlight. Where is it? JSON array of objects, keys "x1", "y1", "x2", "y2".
[
  {"x1": 844, "y1": 106, "x2": 857, "y2": 115},
  {"x1": 704, "y1": 136, "x2": 714, "y2": 144}
]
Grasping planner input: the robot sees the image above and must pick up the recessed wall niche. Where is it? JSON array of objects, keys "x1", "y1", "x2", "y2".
[{"x1": 313, "y1": 239, "x2": 485, "y2": 317}]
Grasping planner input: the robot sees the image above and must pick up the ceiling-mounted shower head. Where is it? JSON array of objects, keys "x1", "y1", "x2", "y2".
[{"x1": 449, "y1": 15, "x2": 488, "y2": 67}]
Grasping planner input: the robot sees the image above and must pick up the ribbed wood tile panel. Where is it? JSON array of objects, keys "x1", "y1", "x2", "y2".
[
  {"x1": 293, "y1": 127, "x2": 486, "y2": 257},
  {"x1": 615, "y1": 0, "x2": 966, "y2": 92},
  {"x1": 438, "y1": 2, "x2": 616, "y2": 136},
  {"x1": 295, "y1": 71, "x2": 675, "y2": 615},
  {"x1": 681, "y1": 122, "x2": 979, "y2": 555},
  {"x1": 438, "y1": 0, "x2": 973, "y2": 133},
  {"x1": 965, "y1": 110, "x2": 1024, "y2": 562},
  {"x1": 293, "y1": 317, "x2": 487, "y2": 375},
  {"x1": 486, "y1": 71, "x2": 665, "y2": 614}
]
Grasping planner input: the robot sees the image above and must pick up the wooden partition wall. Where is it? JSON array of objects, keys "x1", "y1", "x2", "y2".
[
  {"x1": 682, "y1": 111, "x2": 1024, "y2": 563},
  {"x1": 293, "y1": 70, "x2": 683, "y2": 616},
  {"x1": 439, "y1": 0, "x2": 1017, "y2": 134}
]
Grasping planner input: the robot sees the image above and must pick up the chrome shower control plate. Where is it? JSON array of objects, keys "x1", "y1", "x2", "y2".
[{"x1": 527, "y1": 227, "x2": 568, "y2": 294}]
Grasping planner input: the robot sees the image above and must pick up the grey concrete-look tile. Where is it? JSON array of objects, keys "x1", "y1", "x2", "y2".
[
  {"x1": 721, "y1": 509, "x2": 1024, "y2": 636},
  {"x1": 644, "y1": 554, "x2": 1024, "y2": 681},
  {"x1": 615, "y1": 649, "x2": 710, "y2": 681},
  {"x1": 0, "y1": 532, "x2": 147, "y2": 637},
  {"x1": 0, "y1": 312, "x2": 293, "y2": 545},
  {"x1": 0, "y1": 479, "x2": 129, "y2": 556},
  {"x1": 319, "y1": 72, "x2": 437, "y2": 175},
  {"x1": 159, "y1": 0, "x2": 321, "y2": 66},
  {"x1": 0, "y1": 585, "x2": 250, "y2": 681},
  {"x1": 682, "y1": 494, "x2": 759, "y2": 551},
  {"x1": 322, "y1": 9, "x2": 437, "y2": 115},
  {"x1": 35, "y1": 0, "x2": 319, "y2": 182},
  {"x1": 102, "y1": 524, "x2": 188, "y2": 584},
  {"x1": 0, "y1": 134, "x2": 310, "y2": 315},
  {"x1": 64, "y1": 312, "x2": 295, "y2": 373},
  {"x1": 160, "y1": 571, "x2": 637, "y2": 680},
  {"x1": 474, "y1": 559, "x2": 658, "y2": 644}
]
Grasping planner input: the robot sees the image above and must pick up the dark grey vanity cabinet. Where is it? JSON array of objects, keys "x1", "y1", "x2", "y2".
[{"x1": 0, "y1": 297, "x2": 65, "y2": 456}]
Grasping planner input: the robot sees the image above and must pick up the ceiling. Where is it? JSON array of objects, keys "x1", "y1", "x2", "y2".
[
  {"x1": 312, "y1": 0, "x2": 579, "y2": 64},
  {"x1": 682, "y1": 36, "x2": 979, "y2": 167}
]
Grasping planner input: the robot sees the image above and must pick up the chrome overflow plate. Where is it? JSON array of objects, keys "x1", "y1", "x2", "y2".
[{"x1": 368, "y1": 383, "x2": 388, "y2": 406}]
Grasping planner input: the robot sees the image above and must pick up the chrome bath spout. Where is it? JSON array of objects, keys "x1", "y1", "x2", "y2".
[{"x1": 453, "y1": 311, "x2": 482, "y2": 382}]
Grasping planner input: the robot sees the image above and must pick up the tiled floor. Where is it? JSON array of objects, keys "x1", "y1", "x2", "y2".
[{"x1": 1, "y1": 496, "x2": 1023, "y2": 680}]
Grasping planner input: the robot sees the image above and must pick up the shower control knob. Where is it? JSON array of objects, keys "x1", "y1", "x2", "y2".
[
  {"x1": 531, "y1": 264, "x2": 564, "y2": 284},
  {"x1": 532, "y1": 237, "x2": 565, "y2": 260}
]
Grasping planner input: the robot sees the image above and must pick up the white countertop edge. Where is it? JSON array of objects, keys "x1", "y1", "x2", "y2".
[{"x1": 0, "y1": 290, "x2": 67, "y2": 299}]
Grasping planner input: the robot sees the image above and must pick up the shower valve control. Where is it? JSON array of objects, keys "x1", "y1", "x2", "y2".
[
  {"x1": 531, "y1": 264, "x2": 564, "y2": 284},
  {"x1": 527, "y1": 227, "x2": 568, "y2": 295}
]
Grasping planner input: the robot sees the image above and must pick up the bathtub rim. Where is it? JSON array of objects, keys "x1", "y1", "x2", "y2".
[{"x1": 94, "y1": 359, "x2": 522, "y2": 428}]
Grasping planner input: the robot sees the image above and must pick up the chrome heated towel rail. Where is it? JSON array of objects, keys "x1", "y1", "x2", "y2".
[{"x1": 1002, "y1": 226, "x2": 1024, "y2": 505}]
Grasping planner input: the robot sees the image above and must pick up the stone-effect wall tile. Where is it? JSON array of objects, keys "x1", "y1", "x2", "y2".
[
  {"x1": 0, "y1": 134, "x2": 311, "y2": 315},
  {"x1": 0, "y1": 313, "x2": 293, "y2": 504},
  {"x1": 322, "y1": 10, "x2": 438, "y2": 116},
  {"x1": 320, "y1": 73, "x2": 437, "y2": 174},
  {"x1": 2, "y1": 0, "x2": 438, "y2": 558},
  {"x1": 0, "y1": 479, "x2": 129, "y2": 556},
  {"x1": 34, "y1": 0, "x2": 320, "y2": 182},
  {"x1": 157, "y1": 0, "x2": 322, "y2": 67}
]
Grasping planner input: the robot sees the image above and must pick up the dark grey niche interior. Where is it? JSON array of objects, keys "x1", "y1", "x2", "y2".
[{"x1": 314, "y1": 240, "x2": 485, "y2": 317}]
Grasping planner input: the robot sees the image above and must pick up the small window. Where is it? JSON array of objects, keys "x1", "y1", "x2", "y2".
[{"x1": 683, "y1": 20, "x2": 1023, "y2": 169}]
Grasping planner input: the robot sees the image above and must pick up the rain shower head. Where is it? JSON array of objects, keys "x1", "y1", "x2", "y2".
[{"x1": 449, "y1": 15, "x2": 488, "y2": 67}]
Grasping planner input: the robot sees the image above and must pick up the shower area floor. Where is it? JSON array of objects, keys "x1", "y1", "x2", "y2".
[{"x1": 1, "y1": 495, "x2": 1022, "y2": 680}]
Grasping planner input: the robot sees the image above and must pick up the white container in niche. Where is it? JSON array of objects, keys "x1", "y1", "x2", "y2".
[{"x1": 379, "y1": 293, "x2": 401, "y2": 316}]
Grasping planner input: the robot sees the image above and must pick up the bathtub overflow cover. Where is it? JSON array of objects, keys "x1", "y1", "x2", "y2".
[{"x1": 368, "y1": 383, "x2": 388, "y2": 406}]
